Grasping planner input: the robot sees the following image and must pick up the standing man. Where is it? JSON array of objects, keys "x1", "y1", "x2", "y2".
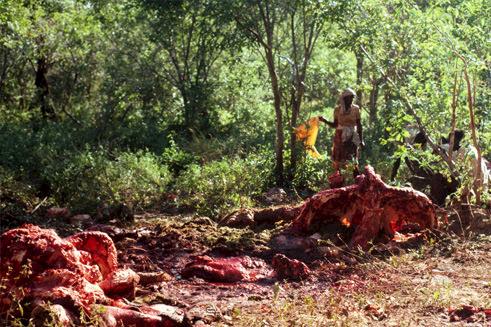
[{"x1": 319, "y1": 88, "x2": 364, "y2": 187}]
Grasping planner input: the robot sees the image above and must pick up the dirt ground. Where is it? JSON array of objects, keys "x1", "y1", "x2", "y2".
[
  {"x1": 80, "y1": 207, "x2": 491, "y2": 327},
  {"x1": 1, "y1": 205, "x2": 490, "y2": 326}
]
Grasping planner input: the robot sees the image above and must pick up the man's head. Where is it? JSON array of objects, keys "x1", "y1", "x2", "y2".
[
  {"x1": 340, "y1": 88, "x2": 356, "y2": 112},
  {"x1": 344, "y1": 94, "x2": 355, "y2": 108}
]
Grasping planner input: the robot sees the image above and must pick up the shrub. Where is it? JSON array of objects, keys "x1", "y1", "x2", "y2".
[
  {"x1": 42, "y1": 149, "x2": 171, "y2": 212},
  {"x1": 292, "y1": 154, "x2": 332, "y2": 193},
  {"x1": 0, "y1": 123, "x2": 37, "y2": 172},
  {"x1": 161, "y1": 136, "x2": 199, "y2": 175},
  {"x1": 106, "y1": 151, "x2": 172, "y2": 208},
  {"x1": 175, "y1": 153, "x2": 273, "y2": 218},
  {"x1": 0, "y1": 167, "x2": 39, "y2": 228}
]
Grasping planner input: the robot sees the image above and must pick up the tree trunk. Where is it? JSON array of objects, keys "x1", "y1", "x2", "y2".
[
  {"x1": 34, "y1": 56, "x2": 56, "y2": 120},
  {"x1": 462, "y1": 64, "x2": 482, "y2": 204},
  {"x1": 368, "y1": 78, "x2": 380, "y2": 125},
  {"x1": 258, "y1": 0, "x2": 284, "y2": 186},
  {"x1": 355, "y1": 50, "x2": 364, "y2": 108},
  {"x1": 286, "y1": 4, "x2": 321, "y2": 184},
  {"x1": 448, "y1": 68, "x2": 459, "y2": 160},
  {"x1": 265, "y1": 50, "x2": 284, "y2": 186},
  {"x1": 289, "y1": 89, "x2": 302, "y2": 183},
  {"x1": 181, "y1": 85, "x2": 211, "y2": 136}
]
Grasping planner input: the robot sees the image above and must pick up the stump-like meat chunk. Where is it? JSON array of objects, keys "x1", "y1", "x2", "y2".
[{"x1": 292, "y1": 166, "x2": 437, "y2": 248}]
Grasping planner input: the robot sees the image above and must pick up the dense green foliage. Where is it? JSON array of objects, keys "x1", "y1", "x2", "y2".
[
  {"x1": 175, "y1": 152, "x2": 273, "y2": 216},
  {"x1": 0, "y1": 0, "x2": 489, "y2": 219}
]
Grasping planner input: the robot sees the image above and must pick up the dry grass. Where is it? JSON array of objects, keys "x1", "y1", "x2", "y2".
[
  {"x1": 224, "y1": 233, "x2": 491, "y2": 327},
  {"x1": 2, "y1": 209, "x2": 489, "y2": 326}
]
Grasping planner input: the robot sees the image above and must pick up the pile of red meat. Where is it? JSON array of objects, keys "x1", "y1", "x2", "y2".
[
  {"x1": 292, "y1": 165, "x2": 438, "y2": 248},
  {"x1": 182, "y1": 255, "x2": 271, "y2": 283},
  {"x1": 0, "y1": 166, "x2": 441, "y2": 325},
  {"x1": 0, "y1": 224, "x2": 185, "y2": 326}
]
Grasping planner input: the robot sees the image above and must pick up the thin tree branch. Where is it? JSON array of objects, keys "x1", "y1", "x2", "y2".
[
  {"x1": 448, "y1": 62, "x2": 460, "y2": 160},
  {"x1": 360, "y1": 45, "x2": 457, "y2": 176}
]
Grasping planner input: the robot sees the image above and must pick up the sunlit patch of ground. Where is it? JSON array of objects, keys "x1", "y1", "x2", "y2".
[
  {"x1": 108, "y1": 210, "x2": 491, "y2": 326},
  {"x1": 228, "y1": 237, "x2": 491, "y2": 326},
  {"x1": 2, "y1": 208, "x2": 489, "y2": 326}
]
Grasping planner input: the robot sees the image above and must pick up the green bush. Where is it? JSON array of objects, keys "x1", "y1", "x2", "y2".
[
  {"x1": 161, "y1": 136, "x2": 199, "y2": 174},
  {"x1": 107, "y1": 151, "x2": 172, "y2": 208},
  {"x1": 0, "y1": 167, "x2": 39, "y2": 223},
  {"x1": 175, "y1": 153, "x2": 273, "y2": 217},
  {"x1": 292, "y1": 154, "x2": 332, "y2": 192},
  {"x1": 0, "y1": 123, "x2": 36, "y2": 172},
  {"x1": 42, "y1": 150, "x2": 171, "y2": 212}
]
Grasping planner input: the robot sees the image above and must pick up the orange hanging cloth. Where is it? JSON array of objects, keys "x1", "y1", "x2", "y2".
[{"x1": 295, "y1": 117, "x2": 321, "y2": 158}]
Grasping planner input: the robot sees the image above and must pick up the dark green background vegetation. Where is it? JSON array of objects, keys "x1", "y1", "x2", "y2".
[{"x1": 0, "y1": 0, "x2": 489, "y2": 220}]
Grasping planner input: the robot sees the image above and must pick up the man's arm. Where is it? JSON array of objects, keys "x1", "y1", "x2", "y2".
[{"x1": 319, "y1": 116, "x2": 337, "y2": 128}]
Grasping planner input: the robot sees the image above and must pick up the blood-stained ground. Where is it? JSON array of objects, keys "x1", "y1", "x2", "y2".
[{"x1": 1, "y1": 167, "x2": 490, "y2": 326}]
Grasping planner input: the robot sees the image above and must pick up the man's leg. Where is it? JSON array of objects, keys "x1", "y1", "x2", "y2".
[
  {"x1": 329, "y1": 160, "x2": 345, "y2": 188},
  {"x1": 333, "y1": 160, "x2": 340, "y2": 172},
  {"x1": 353, "y1": 164, "x2": 360, "y2": 178}
]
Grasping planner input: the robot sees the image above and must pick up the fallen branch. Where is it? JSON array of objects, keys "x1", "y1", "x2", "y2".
[{"x1": 30, "y1": 196, "x2": 48, "y2": 214}]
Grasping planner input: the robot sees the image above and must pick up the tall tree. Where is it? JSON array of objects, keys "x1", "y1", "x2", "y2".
[
  {"x1": 332, "y1": 0, "x2": 388, "y2": 125},
  {"x1": 230, "y1": 0, "x2": 287, "y2": 185},
  {"x1": 285, "y1": 0, "x2": 345, "y2": 181},
  {"x1": 138, "y1": 0, "x2": 238, "y2": 135},
  {"x1": 0, "y1": 0, "x2": 104, "y2": 123}
]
